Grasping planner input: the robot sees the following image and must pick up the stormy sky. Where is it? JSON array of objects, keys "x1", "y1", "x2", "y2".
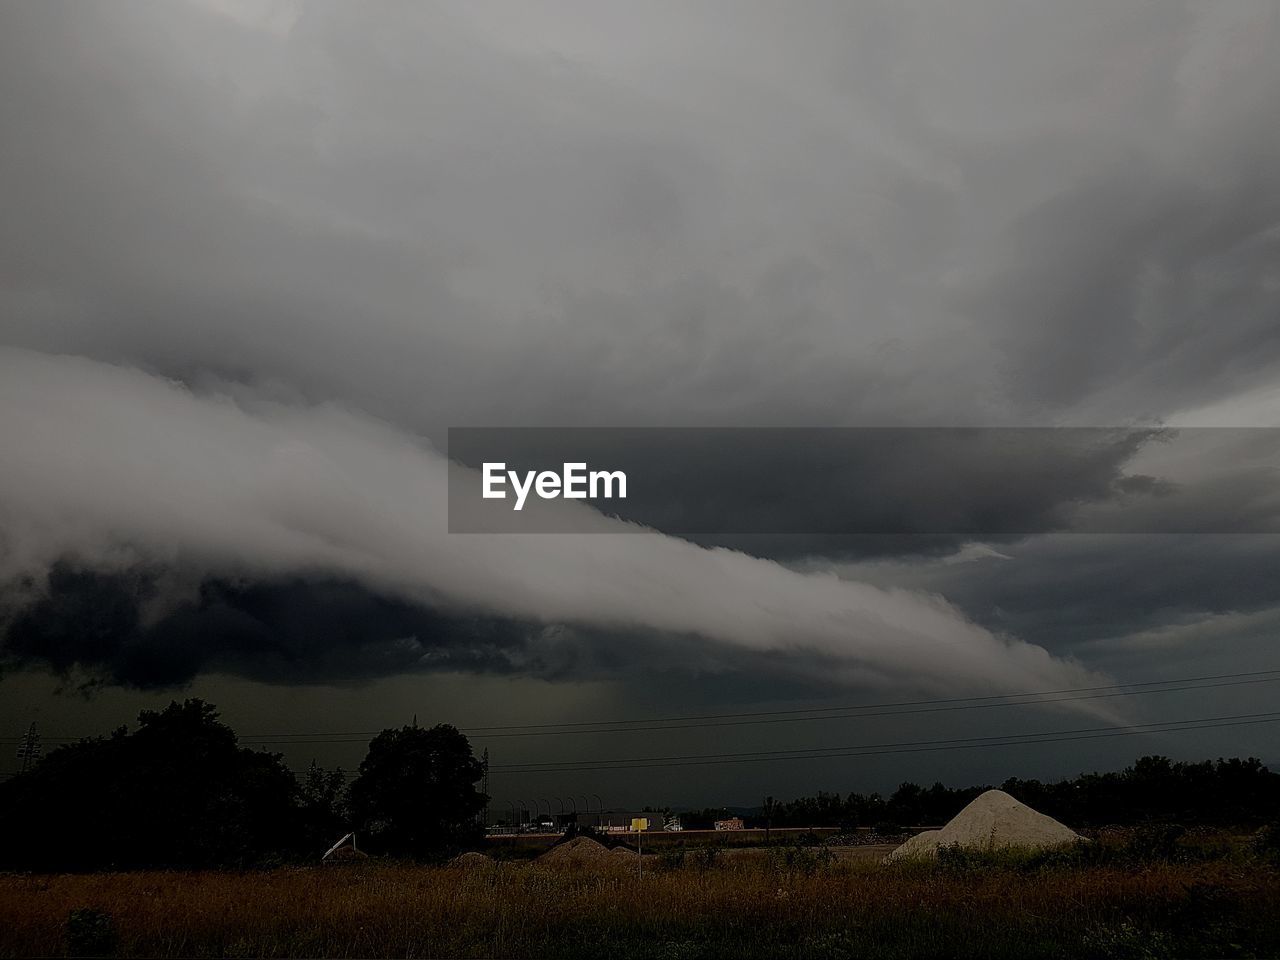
[{"x1": 2, "y1": 0, "x2": 1279, "y2": 807}]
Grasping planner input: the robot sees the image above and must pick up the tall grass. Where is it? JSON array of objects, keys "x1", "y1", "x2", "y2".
[{"x1": 2, "y1": 841, "x2": 1278, "y2": 958}]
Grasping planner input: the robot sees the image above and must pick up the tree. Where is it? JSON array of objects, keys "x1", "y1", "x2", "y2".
[
  {"x1": 348, "y1": 723, "x2": 486, "y2": 858},
  {"x1": 298, "y1": 761, "x2": 350, "y2": 854},
  {"x1": 0, "y1": 699, "x2": 299, "y2": 869}
]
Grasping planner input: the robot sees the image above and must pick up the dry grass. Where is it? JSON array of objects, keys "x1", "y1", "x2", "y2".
[{"x1": 2, "y1": 851, "x2": 1278, "y2": 959}]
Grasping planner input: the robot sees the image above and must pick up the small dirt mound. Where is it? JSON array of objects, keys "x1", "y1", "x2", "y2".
[
  {"x1": 536, "y1": 836, "x2": 615, "y2": 865},
  {"x1": 886, "y1": 790, "x2": 1082, "y2": 862},
  {"x1": 449, "y1": 851, "x2": 495, "y2": 869},
  {"x1": 610, "y1": 845, "x2": 638, "y2": 859}
]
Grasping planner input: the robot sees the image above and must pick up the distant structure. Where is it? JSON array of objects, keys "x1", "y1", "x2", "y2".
[
  {"x1": 15, "y1": 722, "x2": 41, "y2": 774},
  {"x1": 714, "y1": 817, "x2": 745, "y2": 831},
  {"x1": 577, "y1": 810, "x2": 662, "y2": 833},
  {"x1": 663, "y1": 815, "x2": 683, "y2": 832},
  {"x1": 479, "y1": 748, "x2": 490, "y2": 828},
  {"x1": 322, "y1": 832, "x2": 368, "y2": 862}
]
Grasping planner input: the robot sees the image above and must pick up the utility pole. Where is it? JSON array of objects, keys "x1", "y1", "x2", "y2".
[
  {"x1": 481, "y1": 748, "x2": 490, "y2": 829},
  {"x1": 16, "y1": 722, "x2": 41, "y2": 775}
]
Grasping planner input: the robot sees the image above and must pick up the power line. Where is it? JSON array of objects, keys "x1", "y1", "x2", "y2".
[
  {"x1": 461, "y1": 668, "x2": 1280, "y2": 731},
  {"x1": 6, "y1": 668, "x2": 1279, "y2": 745},
  {"x1": 230, "y1": 673, "x2": 1280, "y2": 743},
  {"x1": 489, "y1": 710, "x2": 1280, "y2": 773},
  {"x1": 286, "y1": 710, "x2": 1280, "y2": 781}
]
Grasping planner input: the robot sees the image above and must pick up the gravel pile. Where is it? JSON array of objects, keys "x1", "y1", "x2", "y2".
[
  {"x1": 886, "y1": 790, "x2": 1083, "y2": 861},
  {"x1": 536, "y1": 836, "x2": 616, "y2": 865},
  {"x1": 823, "y1": 831, "x2": 911, "y2": 847},
  {"x1": 448, "y1": 851, "x2": 495, "y2": 869}
]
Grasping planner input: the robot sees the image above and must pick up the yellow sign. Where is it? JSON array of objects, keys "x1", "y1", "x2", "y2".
[{"x1": 630, "y1": 818, "x2": 650, "y2": 831}]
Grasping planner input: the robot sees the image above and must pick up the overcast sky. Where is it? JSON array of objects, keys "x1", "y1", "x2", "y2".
[{"x1": 2, "y1": 0, "x2": 1279, "y2": 807}]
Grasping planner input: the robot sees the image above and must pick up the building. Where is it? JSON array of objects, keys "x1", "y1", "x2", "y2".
[
  {"x1": 714, "y1": 817, "x2": 745, "y2": 831},
  {"x1": 576, "y1": 810, "x2": 663, "y2": 832}
]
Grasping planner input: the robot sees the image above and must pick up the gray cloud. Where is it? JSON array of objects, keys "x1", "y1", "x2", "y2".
[
  {"x1": 0, "y1": 348, "x2": 1106, "y2": 701},
  {"x1": 3, "y1": 1, "x2": 1276, "y2": 433},
  {"x1": 811, "y1": 534, "x2": 1280, "y2": 671},
  {"x1": 1, "y1": 0, "x2": 1279, "y2": 751}
]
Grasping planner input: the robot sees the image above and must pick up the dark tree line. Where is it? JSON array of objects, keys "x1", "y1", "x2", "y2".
[
  {"x1": 4, "y1": 699, "x2": 1276, "y2": 871},
  {"x1": 763, "y1": 755, "x2": 1280, "y2": 830},
  {"x1": 0, "y1": 700, "x2": 486, "y2": 871}
]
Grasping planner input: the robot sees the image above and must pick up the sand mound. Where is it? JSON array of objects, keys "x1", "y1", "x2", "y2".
[
  {"x1": 610, "y1": 846, "x2": 638, "y2": 859},
  {"x1": 887, "y1": 830, "x2": 942, "y2": 860},
  {"x1": 886, "y1": 790, "x2": 1083, "y2": 862},
  {"x1": 449, "y1": 851, "x2": 495, "y2": 869},
  {"x1": 536, "y1": 836, "x2": 615, "y2": 865}
]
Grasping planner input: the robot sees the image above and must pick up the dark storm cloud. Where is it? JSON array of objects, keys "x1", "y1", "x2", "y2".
[
  {"x1": 1, "y1": 0, "x2": 1279, "y2": 705},
  {"x1": 0, "y1": 562, "x2": 903, "y2": 700},
  {"x1": 814, "y1": 534, "x2": 1280, "y2": 665},
  {"x1": 0, "y1": 564, "x2": 530, "y2": 689}
]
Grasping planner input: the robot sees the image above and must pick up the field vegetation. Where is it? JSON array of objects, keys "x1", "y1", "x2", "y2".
[{"x1": 3, "y1": 828, "x2": 1279, "y2": 959}]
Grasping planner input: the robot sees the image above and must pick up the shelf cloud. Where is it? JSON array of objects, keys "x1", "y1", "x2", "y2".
[{"x1": 1, "y1": 347, "x2": 1102, "y2": 699}]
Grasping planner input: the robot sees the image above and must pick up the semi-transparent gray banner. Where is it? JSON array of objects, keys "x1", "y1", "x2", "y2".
[{"x1": 446, "y1": 427, "x2": 1280, "y2": 535}]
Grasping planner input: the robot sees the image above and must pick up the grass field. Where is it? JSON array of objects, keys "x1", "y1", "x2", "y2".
[{"x1": 3, "y1": 832, "x2": 1278, "y2": 959}]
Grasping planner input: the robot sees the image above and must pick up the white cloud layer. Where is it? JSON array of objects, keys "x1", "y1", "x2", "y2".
[{"x1": 0, "y1": 347, "x2": 1101, "y2": 697}]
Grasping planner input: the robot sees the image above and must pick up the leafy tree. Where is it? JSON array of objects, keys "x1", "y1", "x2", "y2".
[
  {"x1": 348, "y1": 723, "x2": 486, "y2": 858},
  {"x1": 298, "y1": 760, "x2": 350, "y2": 854},
  {"x1": 0, "y1": 699, "x2": 299, "y2": 869}
]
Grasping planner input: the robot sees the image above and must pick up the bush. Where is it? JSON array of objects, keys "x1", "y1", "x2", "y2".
[
  {"x1": 66, "y1": 908, "x2": 116, "y2": 957},
  {"x1": 656, "y1": 847, "x2": 687, "y2": 872},
  {"x1": 930, "y1": 841, "x2": 1101, "y2": 874},
  {"x1": 1081, "y1": 921, "x2": 1174, "y2": 960},
  {"x1": 1253, "y1": 822, "x2": 1280, "y2": 862},
  {"x1": 767, "y1": 844, "x2": 834, "y2": 875},
  {"x1": 1124, "y1": 824, "x2": 1186, "y2": 862},
  {"x1": 693, "y1": 845, "x2": 720, "y2": 870}
]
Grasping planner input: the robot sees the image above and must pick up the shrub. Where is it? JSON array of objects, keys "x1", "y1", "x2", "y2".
[
  {"x1": 1253, "y1": 821, "x2": 1280, "y2": 862},
  {"x1": 656, "y1": 847, "x2": 687, "y2": 872},
  {"x1": 693, "y1": 845, "x2": 720, "y2": 870},
  {"x1": 768, "y1": 844, "x2": 834, "y2": 875},
  {"x1": 66, "y1": 908, "x2": 116, "y2": 957},
  {"x1": 1124, "y1": 824, "x2": 1186, "y2": 862}
]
